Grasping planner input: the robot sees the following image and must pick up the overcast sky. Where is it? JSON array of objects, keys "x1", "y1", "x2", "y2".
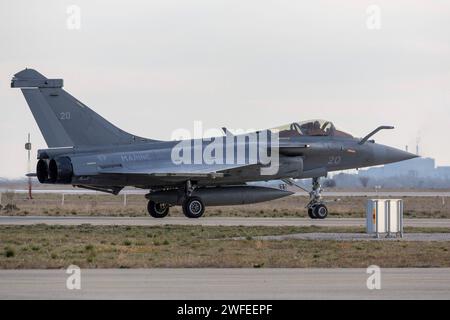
[{"x1": 0, "y1": 0, "x2": 449, "y2": 178}]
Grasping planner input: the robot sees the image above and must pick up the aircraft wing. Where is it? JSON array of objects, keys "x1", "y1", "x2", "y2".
[{"x1": 98, "y1": 163, "x2": 260, "y2": 180}]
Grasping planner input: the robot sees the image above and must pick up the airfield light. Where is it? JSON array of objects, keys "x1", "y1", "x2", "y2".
[{"x1": 25, "y1": 133, "x2": 33, "y2": 199}]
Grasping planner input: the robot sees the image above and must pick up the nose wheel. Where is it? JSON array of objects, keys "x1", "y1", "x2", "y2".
[{"x1": 308, "y1": 203, "x2": 328, "y2": 219}]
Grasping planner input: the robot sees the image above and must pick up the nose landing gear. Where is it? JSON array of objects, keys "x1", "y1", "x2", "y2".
[
  {"x1": 307, "y1": 177, "x2": 328, "y2": 219},
  {"x1": 282, "y1": 177, "x2": 329, "y2": 219}
]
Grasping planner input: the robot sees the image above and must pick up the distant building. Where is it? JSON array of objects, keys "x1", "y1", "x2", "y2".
[
  {"x1": 436, "y1": 166, "x2": 450, "y2": 179},
  {"x1": 358, "y1": 157, "x2": 446, "y2": 179}
]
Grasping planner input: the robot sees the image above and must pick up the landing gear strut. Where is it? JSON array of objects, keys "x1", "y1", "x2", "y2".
[
  {"x1": 307, "y1": 177, "x2": 328, "y2": 219},
  {"x1": 282, "y1": 177, "x2": 329, "y2": 219}
]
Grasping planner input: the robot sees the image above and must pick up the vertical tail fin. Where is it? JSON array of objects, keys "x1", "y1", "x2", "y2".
[{"x1": 11, "y1": 68, "x2": 157, "y2": 148}]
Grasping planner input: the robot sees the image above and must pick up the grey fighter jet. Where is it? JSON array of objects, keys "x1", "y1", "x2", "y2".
[{"x1": 11, "y1": 68, "x2": 417, "y2": 219}]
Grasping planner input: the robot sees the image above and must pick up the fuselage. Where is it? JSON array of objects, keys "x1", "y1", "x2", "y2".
[{"x1": 36, "y1": 132, "x2": 416, "y2": 190}]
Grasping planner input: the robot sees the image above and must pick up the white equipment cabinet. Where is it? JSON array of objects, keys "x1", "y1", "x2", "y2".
[{"x1": 366, "y1": 199, "x2": 403, "y2": 238}]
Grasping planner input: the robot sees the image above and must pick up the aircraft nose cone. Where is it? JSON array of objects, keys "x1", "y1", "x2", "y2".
[
  {"x1": 390, "y1": 147, "x2": 418, "y2": 163},
  {"x1": 373, "y1": 144, "x2": 418, "y2": 165}
]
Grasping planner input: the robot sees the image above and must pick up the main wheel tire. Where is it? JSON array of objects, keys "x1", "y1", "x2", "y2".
[
  {"x1": 147, "y1": 201, "x2": 169, "y2": 218},
  {"x1": 182, "y1": 197, "x2": 205, "y2": 218},
  {"x1": 313, "y1": 204, "x2": 328, "y2": 219},
  {"x1": 308, "y1": 207, "x2": 317, "y2": 219}
]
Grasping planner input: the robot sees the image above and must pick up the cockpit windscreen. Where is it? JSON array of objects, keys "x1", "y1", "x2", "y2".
[{"x1": 272, "y1": 120, "x2": 353, "y2": 138}]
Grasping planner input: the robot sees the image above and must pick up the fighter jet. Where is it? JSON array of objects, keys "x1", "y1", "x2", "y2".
[{"x1": 11, "y1": 68, "x2": 417, "y2": 219}]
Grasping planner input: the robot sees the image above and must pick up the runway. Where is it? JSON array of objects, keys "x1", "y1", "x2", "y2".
[
  {"x1": 0, "y1": 268, "x2": 449, "y2": 299},
  {"x1": 4, "y1": 189, "x2": 450, "y2": 197},
  {"x1": 1, "y1": 216, "x2": 450, "y2": 228}
]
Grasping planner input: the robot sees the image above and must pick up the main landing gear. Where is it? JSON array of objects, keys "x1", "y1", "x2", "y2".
[
  {"x1": 180, "y1": 180, "x2": 205, "y2": 218},
  {"x1": 146, "y1": 180, "x2": 206, "y2": 219},
  {"x1": 306, "y1": 177, "x2": 328, "y2": 219},
  {"x1": 147, "y1": 200, "x2": 170, "y2": 218},
  {"x1": 182, "y1": 196, "x2": 205, "y2": 218}
]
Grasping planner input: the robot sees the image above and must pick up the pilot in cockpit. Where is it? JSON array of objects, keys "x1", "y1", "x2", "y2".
[
  {"x1": 303, "y1": 121, "x2": 324, "y2": 136},
  {"x1": 311, "y1": 121, "x2": 322, "y2": 135}
]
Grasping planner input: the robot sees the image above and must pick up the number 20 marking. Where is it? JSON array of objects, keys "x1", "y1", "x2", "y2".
[
  {"x1": 328, "y1": 156, "x2": 341, "y2": 164},
  {"x1": 60, "y1": 112, "x2": 71, "y2": 120}
]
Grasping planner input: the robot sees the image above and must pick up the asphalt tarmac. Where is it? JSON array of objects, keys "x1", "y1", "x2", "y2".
[
  {"x1": 1, "y1": 216, "x2": 449, "y2": 227},
  {"x1": 1, "y1": 268, "x2": 449, "y2": 299}
]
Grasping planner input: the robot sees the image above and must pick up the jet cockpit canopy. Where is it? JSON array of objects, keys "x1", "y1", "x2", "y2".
[{"x1": 272, "y1": 119, "x2": 353, "y2": 138}]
